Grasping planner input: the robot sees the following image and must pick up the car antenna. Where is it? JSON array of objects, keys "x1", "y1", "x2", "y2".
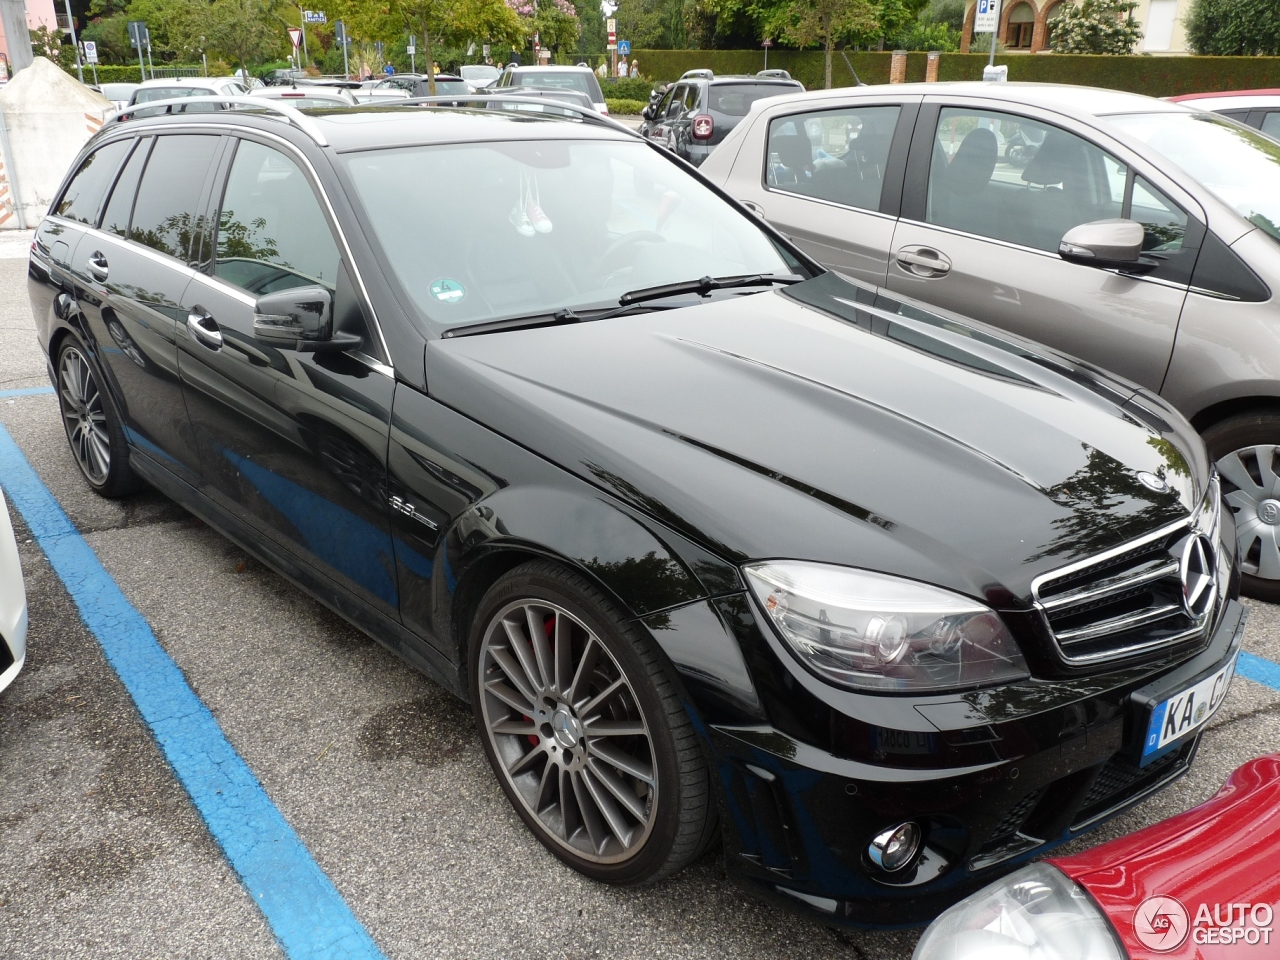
[{"x1": 840, "y1": 50, "x2": 867, "y2": 87}]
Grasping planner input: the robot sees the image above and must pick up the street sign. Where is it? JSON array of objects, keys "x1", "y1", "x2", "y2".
[
  {"x1": 483, "y1": 43, "x2": 490, "y2": 56},
  {"x1": 406, "y1": 42, "x2": 415, "y2": 55},
  {"x1": 288, "y1": 27, "x2": 302, "y2": 50},
  {"x1": 374, "y1": 40, "x2": 385, "y2": 57},
  {"x1": 334, "y1": 21, "x2": 347, "y2": 45},
  {"x1": 974, "y1": 0, "x2": 999, "y2": 33},
  {"x1": 617, "y1": 40, "x2": 630, "y2": 55},
  {"x1": 302, "y1": 9, "x2": 326, "y2": 23},
  {"x1": 83, "y1": 40, "x2": 98, "y2": 63},
  {"x1": 127, "y1": 20, "x2": 146, "y2": 50},
  {"x1": 606, "y1": 18, "x2": 616, "y2": 32},
  {"x1": 761, "y1": 38, "x2": 773, "y2": 47}
]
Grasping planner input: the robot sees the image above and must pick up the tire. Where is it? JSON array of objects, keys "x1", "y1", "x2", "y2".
[
  {"x1": 55, "y1": 336, "x2": 139, "y2": 499},
  {"x1": 469, "y1": 559, "x2": 716, "y2": 885},
  {"x1": 1204, "y1": 411, "x2": 1280, "y2": 602}
]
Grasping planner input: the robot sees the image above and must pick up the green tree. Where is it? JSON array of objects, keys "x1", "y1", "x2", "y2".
[
  {"x1": 206, "y1": 0, "x2": 283, "y2": 74},
  {"x1": 1048, "y1": 0, "x2": 1142, "y2": 53},
  {"x1": 766, "y1": 0, "x2": 878, "y2": 88},
  {"x1": 1185, "y1": 0, "x2": 1280, "y2": 55}
]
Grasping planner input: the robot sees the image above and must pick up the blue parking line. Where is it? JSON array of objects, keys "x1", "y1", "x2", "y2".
[
  {"x1": 0, "y1": 424, "x2": 387, "y2": 960},
  {"x1": 1238, "y1": 651, "x2": 1280, "y2": 692},
  {"x1": 0, "y1": 385, "x2": 54, "y2": 398}
]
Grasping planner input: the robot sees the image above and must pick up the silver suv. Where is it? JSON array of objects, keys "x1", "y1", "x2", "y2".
[{"x1": 703, "y1": 82, "x2": 1280, "y2": 600}]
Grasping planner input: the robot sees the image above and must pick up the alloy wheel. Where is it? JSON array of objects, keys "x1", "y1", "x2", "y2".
[
  {"x1": 478, "y1": 598, "x2": 658, "y2": 863},
  {"x1": 58, "y1": 347, "x2": 111, "y2": 485},
  {"x1": 1217, "y1": 444, "x2": 1280, "y2": 579}
]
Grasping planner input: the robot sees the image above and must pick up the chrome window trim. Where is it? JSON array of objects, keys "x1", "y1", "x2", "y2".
[
  {"x1": 762, "y1": 186, "x2": 898, "y2": 221},
  {"x1": 52, "y1": 216, "x2": 201, "y2": 283},
  {"x1": 112, "y1": 120, "x2": 394, "y2": 368}
]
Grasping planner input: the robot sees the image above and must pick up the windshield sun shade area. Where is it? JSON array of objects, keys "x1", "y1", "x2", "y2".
[
  {"x1": 1108, "y1": 111, "x2": 1280, "y2": 242},
  {"x1": 342, "y1": 138, "x2": 794, "y2": 331}
]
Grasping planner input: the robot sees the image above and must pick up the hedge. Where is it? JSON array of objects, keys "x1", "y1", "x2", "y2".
[
  {"x1": 70, "y1": 63, "x2": 228, "y2": 83},
  {"x1": 606, "y1": 97, "x2": 648, "y2": 114},
  {"x1": 633, "y1": 49, "x2": 1280, "y2": 98}
]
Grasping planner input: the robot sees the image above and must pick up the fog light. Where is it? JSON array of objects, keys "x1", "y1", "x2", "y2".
[{"x1": 868, "y1": 822, "x2": 921, "y2": 872}]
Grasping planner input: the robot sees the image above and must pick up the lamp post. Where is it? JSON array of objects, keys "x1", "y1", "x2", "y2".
[{"x1": 62, "y1": 0, "x2": 83, "y2": 82}]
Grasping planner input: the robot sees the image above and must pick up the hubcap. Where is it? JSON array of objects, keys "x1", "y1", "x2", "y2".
[
  {"x1": 479, "y1": 599, "x2": 657, "y2": 863},
  {"x1": 58, "y1": 348, "x2": 110, "y2": 485},
  {"x1": 1217, "y1": 444, "x2": 1280, "y2": 579}
]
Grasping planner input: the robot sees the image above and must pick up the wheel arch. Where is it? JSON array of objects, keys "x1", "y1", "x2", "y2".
[{"x1": 1190, "y1": 394, "x2": 1280, "y2": 434}]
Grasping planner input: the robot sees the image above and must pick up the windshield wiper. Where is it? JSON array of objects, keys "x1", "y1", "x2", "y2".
[{"x1": 442, "y1": 273, "x2": 804, "y2": 338}]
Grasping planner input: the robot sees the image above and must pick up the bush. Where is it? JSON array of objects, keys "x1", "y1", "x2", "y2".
[
  {"x1": 600, "y1": 76, "x2": 659, "y2": 98},
  {"x1": 1185, "y1": 0, "x2": 1280, "y2": 56},
  {"x1": 922, "y1": 0, "x2": 965, "y2": 31},
  {"x1": 1048, "y1": 0, "x2": 1142, "y2": 53},
  {"x1": 71, "y1": 63, "x2": 219, "y2": 83},
  {"x1": 893, "y1": 22, "x2": 962, "y2": 51},
  {"x1": 606, "y1": 97, "x2": 648, "y2": 114}
]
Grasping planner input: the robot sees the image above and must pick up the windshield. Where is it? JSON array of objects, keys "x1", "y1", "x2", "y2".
[
  {"x1": 343, "y1": 138, "x2": 798, "y2": 330},
  {"x1": 461, "y1": 66, "x2": 499, "y2": 82},
  {"x1": 100, "y1": 84, "x2": 136, "y2": 100},
  {"x1": 511, "y1": 71, "x2": 600, "y2": 101},
  {"x1": 431, "y1": 80, "x2": 471, "y2": 95},
  {"x1": 1107, "y1": 111, "x2": 1280, "y2": 241}
]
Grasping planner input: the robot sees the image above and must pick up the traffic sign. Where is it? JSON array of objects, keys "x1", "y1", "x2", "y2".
[
  {"x1": 606, "y1": 18, "x2": 616, "y2": 31},
  {"x1": 334, "y1": 21, "x2": 348, "y2": 46},
  {"x1": 974, "y1": 0, "x2": 999, "y2": 33},
  {"x1": 302, "y1": 9, "x2": 326, "y2": 23},
  {"x1": 761, "y1": 38, "x2": 773, "y2": 47},
  {"x1": 483, "y1": 43, "x2": 490, "y2": 56},
  {"x1": 288, "y1": 27, "x2": 302, "y2": 50},
  {"x1": 127, "y1": 20, "x2": 147, "y2": 50},
  {"x1": 83, "y1": 40, "x2": 98, "y2": 63},
  {"x1": 406, "y1": 42, "x2": 415, "y2": 55},
  {"x1": 374, "y1": 40, "x2": 385, "y2": 57},
  {"x1": 617, "y1": 40, "x2": 630, "y2": 55}
]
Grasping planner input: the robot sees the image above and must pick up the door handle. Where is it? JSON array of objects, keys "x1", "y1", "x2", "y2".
[
  {"x1": 187, "y1": 308, "x2": 223, "y2": 350},
  {"x1": 895, "y1": 245, "x2": 952, "y2": 278},
  {"x1": 87, "y1": 251, "x2": 109, "y2": 281},
  {"x1": 55, "y1": 292, "x2": 75, "y2": 320},
  {"x1": 739, "y1": 199, "x2": 766, "y2": 219}
]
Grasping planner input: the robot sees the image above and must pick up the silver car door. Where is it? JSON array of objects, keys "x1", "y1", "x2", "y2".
[
  {"x1": 887, "y1": 101, "x2": 1202, "y2": 392},
  {"x1": 723, "y1": 97, "x2": 918, "y2": 287}
]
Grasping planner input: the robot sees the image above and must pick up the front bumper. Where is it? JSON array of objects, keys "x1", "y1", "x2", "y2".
[{"x1": 704, "y1": 596, "x2": 1247, "y2": 927}]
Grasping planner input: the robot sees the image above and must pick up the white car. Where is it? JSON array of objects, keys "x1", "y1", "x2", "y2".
[
  {"x1": 0, "y1": 488, "x2": 27, "y2": 694},
  {"x1": 128, "y1": 75, "x2": 251, "y2": 106},
  {"x1": 93, "y1": 82, "x2": 140, "y2": 111},
  {"x1": 1170, "y1": 88, "x2": 1280, "y2": 139},
  {"x1": 459, "y1": 64, "x2": 500, "y2": 89},
  {"x1": 249, "y1": 84, "x2": 357, "y2": 109}
]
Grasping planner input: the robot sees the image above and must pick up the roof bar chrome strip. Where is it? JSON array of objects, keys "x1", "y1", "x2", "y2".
[
  {"x1": 390, "y1": 94, "x2": 641, "y2": 138},
  {"x1": 105, "y1": 96, "x2": 329, "y2": 147}
]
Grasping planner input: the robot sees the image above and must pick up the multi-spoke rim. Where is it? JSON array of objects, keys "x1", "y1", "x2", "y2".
[
  {"x1": 479, "y1": 599, "x2": 658, "y2": 864},
  {"x1": 1217, "y1": 444, "x2": 1280, "y2": 579},
  {"x1": 58, "y1": 347, "x2": 111, "y2": 485}
]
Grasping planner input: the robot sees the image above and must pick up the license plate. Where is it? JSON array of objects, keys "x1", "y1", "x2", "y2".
[{"x1": 1141, "y1": 653, "x2": 1237, "y2": 764}]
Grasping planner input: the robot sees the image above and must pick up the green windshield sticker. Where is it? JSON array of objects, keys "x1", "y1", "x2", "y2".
[{"x1": 430, "y1": 278, "x2": 465, "y2": 303}]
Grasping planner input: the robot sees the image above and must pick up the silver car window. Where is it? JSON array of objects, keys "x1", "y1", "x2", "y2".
[{"x1": 765, "y1": 105, "x2": 900, "y2": 212}]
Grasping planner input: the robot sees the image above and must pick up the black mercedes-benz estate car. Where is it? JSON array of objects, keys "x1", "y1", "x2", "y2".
[{"x1": 29, "y1": 97, "x2": 1244, "y2": 926}]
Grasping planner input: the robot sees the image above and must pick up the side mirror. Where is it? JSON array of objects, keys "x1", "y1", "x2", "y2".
[
  {"x1": 641, "y1": 105, "x2": 655, "y2": 120},
  {"x1": 1058, "y1": 219, "x2": 1156, "y2": 272},
  {"x1": 253, "y1": 285, "x2": 359, "y2": 352}
]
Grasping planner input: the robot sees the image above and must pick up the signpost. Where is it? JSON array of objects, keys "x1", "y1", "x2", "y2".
[
  {"x1": 334, "y1": 21, "x2": 350, "y2": 78},
  {"x1": 82, "y1": 40, "x2": 98, "y2": 85},
  {"x1": 761, "y1": 37, "x2": 772, "y2": 70},
  {"x1": 127, "y1": 20, "x2": 147, "y2": 81},
  {"x1": 62, "y1": 0, "x2": 84, "y2": 82},
  {"x1": 606, "y1": 17, "x2": 616, "y2": 77},
  {"x1": 407, "y1": 35, "x2": 415, "y2": 74},
  {"x1": 974, "y1": 0, "x2": 1001, "y2": 67}
]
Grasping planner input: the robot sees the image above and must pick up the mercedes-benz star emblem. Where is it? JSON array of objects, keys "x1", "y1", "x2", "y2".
[
  {"x1": 1180, "y1": 535, "x2": 1215, "y2": 619},
  {"x1": 1138, "y1": 471, "x2": 1170, "y2": 493}
]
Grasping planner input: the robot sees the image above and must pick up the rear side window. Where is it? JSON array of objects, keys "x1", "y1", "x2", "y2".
[
  {"x1": 101, "y1": 138, "x2": 151, "y2": 237},
  {"x1": 54, "y1": 139, "x2": 132, "y2": 225},
  {"x1": 128, "y1": 135, "x2": 220, "y2": 259},
  {"x1": 1262, "y1": 112, "x2": 1280, "y2": 139},
  {"x1": 708, "y1": 83, "x2": 799, "y2": 117},
  {"x1": 767, "y1": 106, "x2": 900, "y2": 212}
]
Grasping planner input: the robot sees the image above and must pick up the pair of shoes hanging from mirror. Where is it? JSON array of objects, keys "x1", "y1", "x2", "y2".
[{"x1": 510, "y1": 172, "x2": 553, "y2": 237}]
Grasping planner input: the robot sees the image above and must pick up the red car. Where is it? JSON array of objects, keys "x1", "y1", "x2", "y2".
[{"x1": 914, "y1": 753, "x2": 1280, "y2": 959}]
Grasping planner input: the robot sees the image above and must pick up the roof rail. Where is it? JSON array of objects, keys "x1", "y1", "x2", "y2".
[
  {"x1": 104, "y1": 95, "x2": 329, "y2": 146},
  {"x1": 390, "y1": 94, "x2": 641, "y2": 137},
  {"x1": 757, "y1": 69, "x2": 792, "y2": 80},
  {"x1": 679, "y1": 69, "x2": 715, "y2": 81}
]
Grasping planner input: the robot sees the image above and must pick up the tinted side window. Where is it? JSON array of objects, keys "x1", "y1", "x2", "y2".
[
  {"x1": 1262, "y1": 112, "x2": 1280, "y2": 139},
  {"x1": 54, "y1": 139, "x2": 132, "y2": 225},
  {"x1": 129, "y1": 135, "x2": 220, "y2": 259},
  {"x1": 767, "y1": 106, "x2": 900, "y2": 212},
  {"x1": 214, "y1": 139, "x2": 339, "y2": 295},
  {"x1": 926, "y1": 108, "x2": 1124, "y2": 253},
  {"x1": 101, "y1": 138, "x2": 151, "y2": 238}
]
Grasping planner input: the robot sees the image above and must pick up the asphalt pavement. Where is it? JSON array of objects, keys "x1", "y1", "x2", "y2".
[{"x1": 3, "y1": 235, "x2": 1280, "y2": 960}]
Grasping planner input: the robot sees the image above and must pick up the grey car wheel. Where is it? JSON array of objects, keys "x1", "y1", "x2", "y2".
[
  {"x1": 1206, "y1": 412, "x2": 1280, "y2": 602},
  {"x1": 470, "y1": 560, "x2": 716, "y2": 884},
  {"x1": 56, "y1": 338, "x2": 139, "y2": 498}
]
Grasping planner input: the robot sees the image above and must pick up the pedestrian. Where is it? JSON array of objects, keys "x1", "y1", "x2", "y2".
[
  {"x1": 616, "y1": 57, "x2": 627, "y2": 78},
  {"x1": 383, "y1": 62, "x2": 395, "y2": 76},
  {"x1": 629, "y1": 59, "x2": 640, "y2": 79},
  {"x1": 596, "y1": 60, "x2": 607, "y2": 79}
]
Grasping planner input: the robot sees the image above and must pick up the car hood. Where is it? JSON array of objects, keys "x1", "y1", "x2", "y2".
[{"x1": 426, "y1": 273, "x2": 1207, "y2": 605}]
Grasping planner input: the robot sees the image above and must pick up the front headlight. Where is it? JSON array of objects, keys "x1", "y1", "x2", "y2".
[
  {"x1": 744, "y1": 561, "x2": 1028, "y2": 693},
  {"x1": 912, "y1": 863, "x2": 1124, "y2": 960}
]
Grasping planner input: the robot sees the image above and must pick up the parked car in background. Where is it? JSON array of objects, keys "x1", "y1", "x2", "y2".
[
  {"x1": 93, "y1": 82, "x2": 140, "y2": 111},
  {"x1": 639, "y1": 69, "x2": 804, "y2": 167},
  {"x1": 353, "y1": 75, "x2": 419, "y2": 102},
  {"x1": 459, "y1": 64, "x2": 500, "y2": 89},
  {"x1": 704, "y1": 81, "x2": 1280, "y2": 601},
  {"x1": 492, "y1": 64, "x2": 608, "y2": 114},
  {"x1": 0, "y1": 488, "x2": 26, "y2": 694},
  {"x1": 249, "y1": 85, "x2": 357, "y2": 109},
  {"x1": 1169, "y1": 89, "x2": 1280, "y2": 139},
  {"x1": 915, "y1": 752, "x2": 1280, "y2": 959},
  {"x1": 263, "y1": 68, "x2": 307, "y2": 86},
  {"x1": 480, "y1": 87, "x2": 596, "y2": 115},
  {"x1": 129, "y1": 76, "x2": 250, "y2": 105},
  {"x1": 29, "y1": 97, "x2": 1241, "y2": 927}
]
